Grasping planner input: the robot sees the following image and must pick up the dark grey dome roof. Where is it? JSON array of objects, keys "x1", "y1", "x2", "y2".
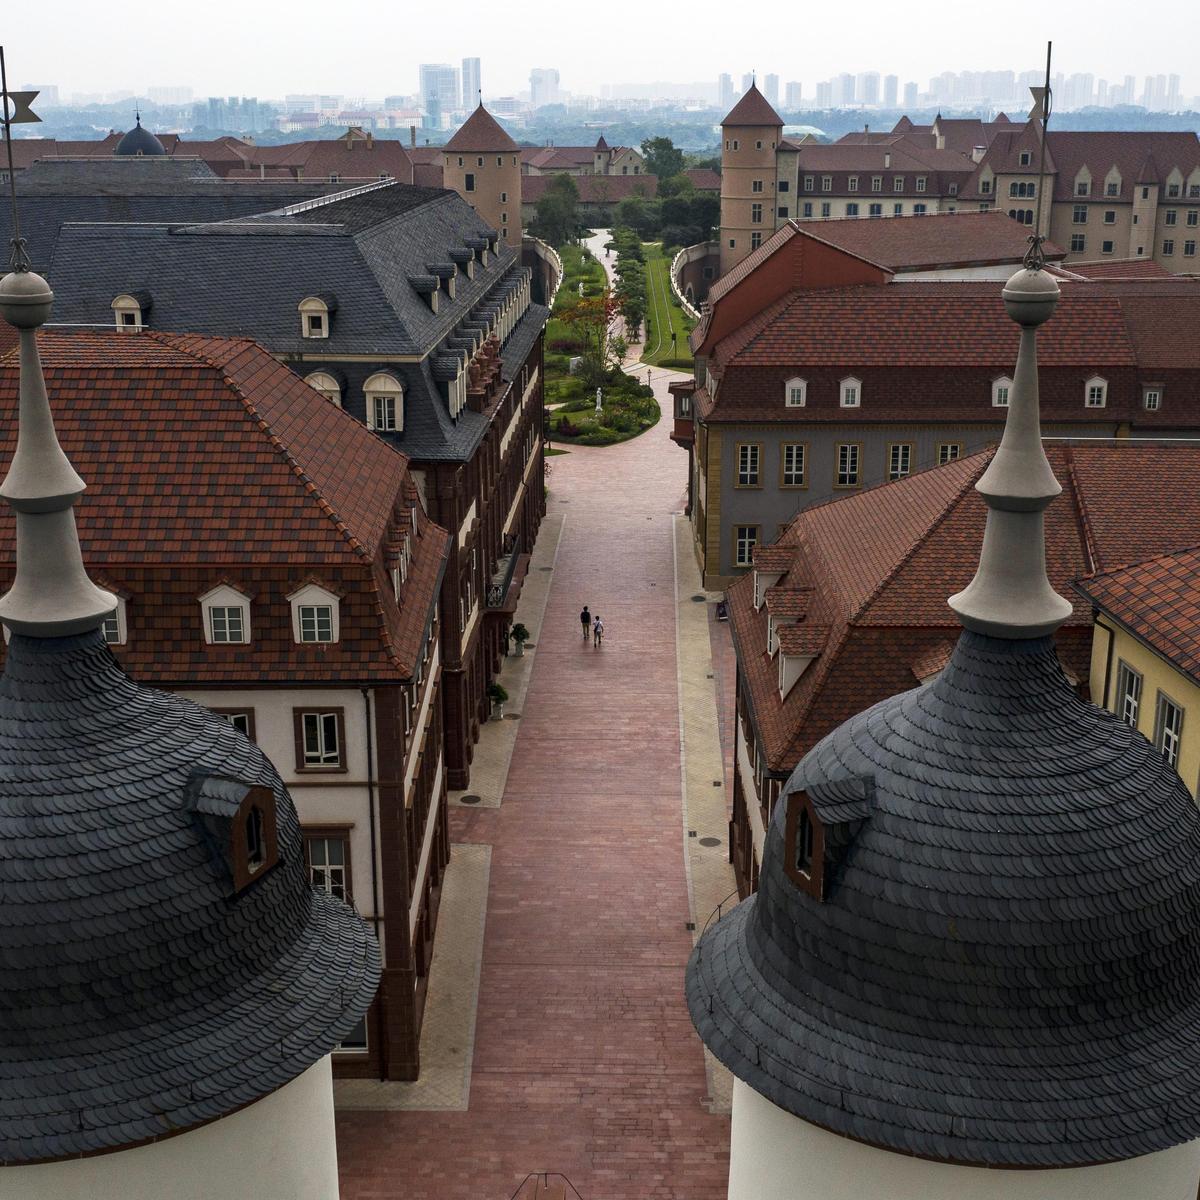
[
  {"x1": 0, "y1": 630, "x2": 379, "y2": 1163},
  {"x1": 687, "y1": 631, "x2": 1200, "y2": 1168},
  {"x1": 114, "y1": 119, "x2": 166, "y2": 157}
]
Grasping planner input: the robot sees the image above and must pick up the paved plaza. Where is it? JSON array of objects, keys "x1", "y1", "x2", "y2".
[{"x1": 335, "y1": 240, "x2": 737, "y2": 1199}]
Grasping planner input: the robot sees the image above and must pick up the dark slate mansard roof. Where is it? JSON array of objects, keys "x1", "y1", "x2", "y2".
[
  {"x1": 0, "y1": 630, "x2": 380, "y2": 1163},
  {"x1": 688, "y1": 629, "x2": 1200, "y2": 1167},
  {"x1": 45, "y1": 181, "x2": 549, "y2": 463}
]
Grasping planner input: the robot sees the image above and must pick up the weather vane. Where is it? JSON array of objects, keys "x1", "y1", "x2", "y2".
[
  {"x1": 1023, "y1": 41, "x2": 1053, "y2": 271},
  {"x1": 1, "y1": 46, "x2": 42, "y2": 273}
]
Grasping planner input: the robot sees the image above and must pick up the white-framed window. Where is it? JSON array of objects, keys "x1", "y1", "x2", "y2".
[
  {"x1": 784, "y1": 377, "x2": 807, "y2": 407},
  {"x1": 781, "y1": 443, "x2": 806, "y2": 487},
  {"x1": 915, "y1": 176, "x2": 927, "y2": 192},
  {"x1": 111, "y1": 293, "x2": 146, "y2": 332},
  {"x1": 299, "y1": 710, "x2": 343, "y2": 768},
  {"x1": 1115, "y1": 661, "x2": 1142, "y2": 727},
  {"x1": 992, "y1": 376, "x2": 1012, "y2": 407},
  {"x1": 887, "y1": 442, "x2": 912, "y2": 480},
  {"x1": 1154, "y1": 692, "x2": 1184, "y2": 769},
  {"x1": 288, "y1": 582, "x2": 340, "y2": 644},
  {"x1": 1070, "y1": 234, "x2": 1086, "y2": 253},
  {"x1": 298, "y1": 295, "x2": 334, "y2": 339},
  {"x1": 937, "y1": 442, "x2": 962, "y2": 465},
  {"x1": 871, "y1": 175, "x2": 882, "y2": 192},
  {"x1": 734, "y1": 525, "x2": 759, "y2": 567},
  {"x1": 848, "y1": 175, "x2": 859, "y2": 192},
  {"x1": 1143, "y1": 386, "x2": 1162, "y2": 411},
  {"x1": 364, "y1": 372, "x2": 404, "y2": 431},
  {"x1": 1085, "y1": 376, "x2": 1107, "y2": 408},
  {"x1": 835, "y1": 442, "x2": 860, "y2": 488},
  {"x1": 893, "y1": 176, "x2": 904, "y2": 192},
  {"x1": 1019, "y1": 151, "x2": 1031, "y2": 166},
  {"x1": 100, "y1": 597, "x2": 127, "y2": 645},
  {"x1": 736, "y1": 443, "x2": 761, "y2": 487},
  {"x1": 839, "y1": 377, "x2": 861, "y2": 408},
  {"x1": 306, "y1": 832, "x2": 350, "y2": 902},
  {"x1": 199, "y1": 584, "x2": 251, "y2": 645},
  {"x1": 304, "y1": 371, "x2": 343, "y2": 406}
]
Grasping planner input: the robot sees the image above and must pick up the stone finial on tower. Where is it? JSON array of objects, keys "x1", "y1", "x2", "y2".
[
  {"x1": 947, "y1": 267, "x2": 1073, "y2": 638},
  {"x1": 0, "y1": 270, "x2": 116, "y2": 636}
]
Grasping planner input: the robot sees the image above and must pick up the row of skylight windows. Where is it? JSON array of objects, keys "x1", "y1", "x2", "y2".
[
  {"x1": 781, "y1": 376, "x2": 1164, "y2": 411},
  {"x1": 803, "y1": 175, "x2": 929, "y2": 193}
]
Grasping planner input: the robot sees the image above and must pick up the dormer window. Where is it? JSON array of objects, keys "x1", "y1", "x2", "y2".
[
  {"x1": 992, "y1": 376, "x2": 1012, "y2": 407},
  {"x1": 186, "y1": 777, "x2": 280, "y2": 896},
  {"x1": 783, "y1": 791, "x2": 825, "y2": 898},
  {"x1": 112, "y1": 292, "x2": 149, "y2": 332},
  {"x1": 289, "y1": 583, "x2": 340, "y2": 644},
  {"x1": 784, "y1": 377, "x2": 807, "y2": 407},
  {"x1": 839, "y1": 376, "x2": 861, "y2": 408},
  {"x1": 365, "y1": 373, "x2": 404, "y2": 431},
  {"x1": 1144, "y1": 384, "x2": 1163, "y2": 411},
  {"x1": 1019, "y1": 150, "x2": 1032, "y2": 166},
  {"x1": 304, "y1": 371, "x2": 343, "y2": 406},
  {"x1": 1085, "y1": 375, "x2": 1108, "y2": 408},
  {"x1": 298, "y1": 295, "x2": 336, "y2": 339},
  {"x1": 100, "y1": 597, "x2": 128, "y2": 645},
  {"x1": 200, "y1": 584, "x2": 251, "y2": 645}
]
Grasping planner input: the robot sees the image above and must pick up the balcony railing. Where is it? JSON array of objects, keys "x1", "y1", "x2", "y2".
[{"x1": 486, "y1": 533, "x2": 521, "y2": 609}]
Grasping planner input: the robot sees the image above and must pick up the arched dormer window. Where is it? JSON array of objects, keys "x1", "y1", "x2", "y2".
[
  {"x1": 784, "y1": 377, "x2": 807, "y2": 407},
  {"x1": 186, "y1": 776, "x2": 280, "y2": 896},
  {"x1": 784, "y1": 790, "x2": 825, "y2": 898},
  {"x1": 365, "y1": 373, "x2": 404, "y2": 432},
  {"x1": 992, "y1": 375, "x2": 1012, "y2": 407},
  {"x1": 298, "y1": 294, "x2": 336, "y2": 339},
  {"x1": 112, "y1": 292, "x2": 150, "y2": 332},
  {"x1": 288, "y1": 582, "x2": 341, "y2": 644},
  {"x1": 199, "y1": 583, "x2": 252, "y2": 645},
  {"x1": 304, "y1": 370, "x2": 343, "y2": 406},
  {"x1": 1085, "y1": 375, "x2": 1108, "y2": 408},
  {"x1": 839, "y1": 376, "x2": 861, "y2": 408}
]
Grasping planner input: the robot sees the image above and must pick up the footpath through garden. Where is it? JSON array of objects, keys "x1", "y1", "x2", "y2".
[{"x1": 335, "y1": 238, "x2": 731, "y2": 1198}]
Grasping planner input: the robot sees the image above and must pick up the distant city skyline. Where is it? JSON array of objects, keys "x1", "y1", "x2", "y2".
[{"x1": 5, "y1": 0, "x2": 1196, "y2": 101}]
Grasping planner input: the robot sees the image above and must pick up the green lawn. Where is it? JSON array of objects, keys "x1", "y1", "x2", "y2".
[{"x1": 639, "y1": 242, "x2": 695, "y2": 369}]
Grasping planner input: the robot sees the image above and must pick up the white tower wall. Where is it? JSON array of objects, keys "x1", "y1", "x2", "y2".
[
  {"x1": 729, "y1": 1078, "x2": 1200, "y2": 1200},
  {"x1": 5, "y1": 1056, "x2": 340, "y2": 1200}
]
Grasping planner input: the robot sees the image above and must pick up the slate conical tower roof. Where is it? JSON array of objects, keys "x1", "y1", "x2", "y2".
[
  {"x1": 686, "y1": 265, "x2": 1200, "y2": 1168},
  {"x1": 0, "y1": 269, "x2": 379, "y2": 1163},
  {"x1": 722, "y1": 82, "x2": 784, "y2": 127},
  {"x1": 445, "y1": 103, "x2": 518, "y2": 152}
]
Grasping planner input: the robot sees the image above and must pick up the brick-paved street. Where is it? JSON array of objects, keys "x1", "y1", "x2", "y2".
[{"x1": 335, "y1": 360, "x2": 731, "y2": 1197}]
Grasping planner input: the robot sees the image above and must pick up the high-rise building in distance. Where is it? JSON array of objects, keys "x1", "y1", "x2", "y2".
[
  {"x1": 419, "y1": 63, "x2": 460, "y2": 124},
  {"x1": 462, "y1": 57, "x2": 481, "y2": 108},
  {"x1": 718, "y1": 73, "x2": 734, "y2": 109},
  {"x1": 883, "y1": 74, "x2": 898, "y2": 107},
  {"x1": 741, "y1": 72, "x2": 754, "y2": 96},
  {"x1": 764, "y1": 74, "x2": 780, "y2": 106},
  {"x1": 857, "y1": 71, "x2": 880, "y2": 105},
  {"x1": 903, "y1": 80, "x2": 918, "y2": 107},
  {"x1": 785, "y1": 81, "x2": 802, "y2": 109},
  {"x1": 530, "y1": 67, "x2": 561, "y2": 108}
]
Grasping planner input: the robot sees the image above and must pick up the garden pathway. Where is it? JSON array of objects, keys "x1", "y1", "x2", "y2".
[{"x1": 335, "y1": 296, "x2": 731, "y2": 1197}]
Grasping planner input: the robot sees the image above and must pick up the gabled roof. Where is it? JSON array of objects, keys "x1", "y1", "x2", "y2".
[
  {"x1": 445, "y1": 104, "x2": 518, "y2": 152},
  {"x1": 1077, "y1": 546, "x2": 1200, "y2": 684},
  {"x1": 721, "y1": 83, "x2": 783, "y2": 128},
  {"x1": 729, "y1": 442, "x2": 1200, "y2": 774},
  {"x1": 0, "y1": 330, "x2": 450, "y2": 683},
  {"x1": 684, "y1": 167, "x2": 722, "y2": 191}
]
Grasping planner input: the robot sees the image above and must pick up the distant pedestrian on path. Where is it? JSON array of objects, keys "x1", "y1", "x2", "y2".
[
  {"x1": 593, "y1": 615, "x2": 604, "y2": 647},
  {"x1": 580, "y1": 605, "x2": 591, "y2": 642}
]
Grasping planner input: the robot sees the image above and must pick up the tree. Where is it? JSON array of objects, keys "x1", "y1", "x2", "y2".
[
  {"x1": 640, "y1": 136, "x2": 685, "y2": 181},
  {"x1": 531, "y1": 174, "x2": 580, "y2": 247}
]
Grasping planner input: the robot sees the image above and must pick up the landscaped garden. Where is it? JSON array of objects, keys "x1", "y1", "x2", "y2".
[{"x1": 640, "y1": 241, "x2": 695, "y2": 369}]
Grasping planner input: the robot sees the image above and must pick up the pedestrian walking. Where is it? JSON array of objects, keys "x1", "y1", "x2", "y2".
[
  {"x1": 580, "y1": 605, "x2": 591, "y2": 642},
  {"x1": 593, "y1": 615, "x2": 604, "y2": 647}
]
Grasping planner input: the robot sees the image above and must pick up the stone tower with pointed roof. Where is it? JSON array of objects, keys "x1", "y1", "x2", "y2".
[
  {"x1": 443, "y1": 103, "x2": 522, "y2": 247},
  {"x1": 0, "y1": 269, "x2": 379, "y2": 1195},
  {"x1": 719, "y1": 83, "x2": 783, "y2": 275},
  {"x1": 687, "y1": 261, "x2": 1200, "y2": 1198}
]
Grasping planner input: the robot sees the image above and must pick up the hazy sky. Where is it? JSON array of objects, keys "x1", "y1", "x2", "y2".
[{"x1": 5, "y1": 0, "x2": 1198, "y2": 100}]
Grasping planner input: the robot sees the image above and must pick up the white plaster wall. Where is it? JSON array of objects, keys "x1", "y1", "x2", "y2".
[
  {"x1": 5, "y1": 1057, "x2": 340, "y2": 1200},
  {"x1": 729, "y1": 1078, "x2": 1200, "y2": 1200}
]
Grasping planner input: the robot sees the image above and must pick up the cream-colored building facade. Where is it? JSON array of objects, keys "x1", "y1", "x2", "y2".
[{"x1": 442, "y1": 104, "x2": 524, "y2": 246}]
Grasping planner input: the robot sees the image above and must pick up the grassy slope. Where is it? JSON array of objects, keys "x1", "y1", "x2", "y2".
[{"x1": 639, "y1": 242, "x2": 695, "y2": 369}]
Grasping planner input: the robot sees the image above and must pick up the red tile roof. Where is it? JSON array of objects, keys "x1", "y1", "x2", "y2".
[
  {"x1": 1045, "y1": 130, "x2": 1200, "y2": 201},
  {"x1": 731, "y1": 442, "x2": 1200, "y2": 774},
  {"x1": 445, "y1": 105, "x2": 518, "y2": 153},
  {"x1": 684, "y1": 167, "x2": 722, "y2": 191},
  {"x1": 721, "y1": 84, "x2": 784, "y2": 128},
  {"x1": 0, "y1": 330, "x2": 448, "y2": 684},
  {"x1": 1077, "y1": 546, "x2": 1200, "y2": 684},
  {"x1": 1060, "y1": 258, "x2": 1173, "y2": 280}
]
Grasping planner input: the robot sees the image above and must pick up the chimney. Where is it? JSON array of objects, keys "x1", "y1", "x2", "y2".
[
  {"x1": 864, "y1": 123, "x2": 869, "y2": 136},
  {"x1": 409, "y1": 124, "x2": 417, "y2": 148},
  {"x1": 972, "y1": 145, "x2": 986, "y2": 163},
  {"x1": 367, "y1": 131, "x2": 374, "y2": 149},
  {"x1": 883, "y1": 151, "x2": 891, "y2": 168}
]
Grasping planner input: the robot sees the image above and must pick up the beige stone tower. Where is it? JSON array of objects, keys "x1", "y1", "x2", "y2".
[
  {"x1": 443, "y1": 104, "x2": 523, "y2": 247},
  {"x1": 718, "y1": 83, "x2": 784, "y2": 277}
]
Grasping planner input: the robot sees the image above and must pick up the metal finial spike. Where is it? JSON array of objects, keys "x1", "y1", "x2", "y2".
[
  {"x1": 1, "y1": 46, "x2": 42, "y2": 274},
  {"x1": 947, "y1": 266, "x2": 1072, "y2": 639},
  {"x1": 0, "y1": 271, "x2": 116, "y2": 637}
]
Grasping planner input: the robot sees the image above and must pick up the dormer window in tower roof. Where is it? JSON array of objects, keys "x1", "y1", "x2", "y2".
[
  {"x1": 111, "y1": 291, "x2": 151, "y2": 332},
  {"x1": 298, "y1": 293, "x2": 336, "y2": 339},
  {"x1": 186, "y1": 776, "x2": 281, "y2": 897},
  {"x1": 408, "y1": 275, "x2": 439, "y2": 312}
]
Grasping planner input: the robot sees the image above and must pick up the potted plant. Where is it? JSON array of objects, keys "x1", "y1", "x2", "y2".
[
  {"x1": 487, "y1": 681, "x2": 508, "y2": 720},
  {"x1": 510, "y1": 623, "x2": 530, "y2": 657}
]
